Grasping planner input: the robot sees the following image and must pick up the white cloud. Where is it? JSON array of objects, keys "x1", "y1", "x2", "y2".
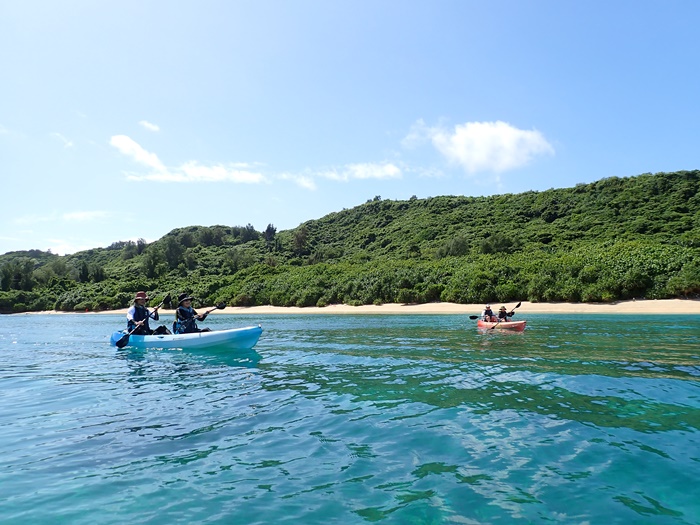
[
  {"x1": 124, "y1": 167, "x2": 266, "y2": 183},
  {"x1": 110, "y1": 135, "x2": 166, "y2": 172},
  {"x1": 231, "y1": 161, "x2": 265, "y2": 169},
  {"x1": 401, "y1": 119, "x2": 431, "y2": 149},
  {"x1": 319, "y1": 162, "x2": 402, "y2": 182},
  {"x1": 139, "y1": 120, "x2": 160, "y2": 132},
  {"x1": 406, "y1": 120, "x2": 554, "y2": 173},
  {"x1": 62, "y1": 211, "x2": 110, "y2": 222},
  {"x1": 128, "y1": 161, "x2": 267, "y2": 183},
  {"x1": 13, "y1": 214, "x2": 54, "y2": 226},
  {"x1": 409, "y1": 165, "x2": 445, "y2": 179},
  {"x1": 14, "y1": 211, "x2": 113, "y2": 226},
  {"x1": 181, "y1": 162, "x2": 266, "y2": 183},
  {"x1": 279, "y1": 173, "x2": 317, "y2": 190},
  {"x1": 111, "y1": 135, "x2": 267, "y2": 183},
  {"x1": 276, "y1": 162, "x2": 401, "y2": 191},
  {"x1": 110, "y1": 135, "x2": 404, "y2": 189},
  {"x1": 51, "y1": 132, "x2": 74, "y2": 148}
]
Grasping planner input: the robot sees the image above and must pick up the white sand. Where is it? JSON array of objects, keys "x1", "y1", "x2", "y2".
[{"x1": 22, "y1": 299, "x2": 700, "y2": 315}]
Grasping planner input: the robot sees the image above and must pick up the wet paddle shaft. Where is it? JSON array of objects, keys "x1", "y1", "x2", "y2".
[
  {"x1": 490, "y1": 301, "x2": 521, "y2": 329},
  {"x1": 177, "y1": 302, "x2": 227, "y2": 332}
]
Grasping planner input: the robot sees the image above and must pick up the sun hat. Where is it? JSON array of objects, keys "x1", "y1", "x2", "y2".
[
  {"x1": 499, "y1": 306, "x2": 507, "y2": 311},
  {"x1": 134, "y1": 291, "x2": 149, "y2": 301},
  {"x1": 178, "y1": 293, "x2": 194, "y2": 305}
]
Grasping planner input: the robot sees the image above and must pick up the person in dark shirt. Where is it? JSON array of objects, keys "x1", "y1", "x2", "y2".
[
  {"x1": 174, "y1": 293, "x2": 212, "y2": 334},
  {"x1": 497, "y1": 306, "x2": 515, "y2": 322}
]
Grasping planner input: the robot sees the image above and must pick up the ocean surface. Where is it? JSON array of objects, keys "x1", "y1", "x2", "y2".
[{"x1": 0, "y1": 312, "x2": 698, "y2": 524}]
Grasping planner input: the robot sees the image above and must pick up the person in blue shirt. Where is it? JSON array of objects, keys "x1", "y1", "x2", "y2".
[{"x1": 174, "y1": 293, "x2": 212, "y2": 334}]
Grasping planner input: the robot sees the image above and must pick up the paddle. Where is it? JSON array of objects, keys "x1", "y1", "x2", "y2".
[
  {"x1": 116, "y1": 294, "x2": 171, "y2": 349},
  {"x1": 175, "y1": 302, "x2": 227, "y2": 333},
  {"x1": 490, "y1": 301, "x2": 522, "y2": 330},
  {"x1": 195, "y1": 302, "x2": 227, "y2": 320}
]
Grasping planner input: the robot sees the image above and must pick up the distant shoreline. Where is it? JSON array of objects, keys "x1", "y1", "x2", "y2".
[{"x1": 13, "y1": 299, "x2": 700, "y2": 315}]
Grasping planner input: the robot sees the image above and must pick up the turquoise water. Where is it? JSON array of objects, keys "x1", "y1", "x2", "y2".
[{"x1": 1, "y1": 313, "x2": 699, "y2": 524}]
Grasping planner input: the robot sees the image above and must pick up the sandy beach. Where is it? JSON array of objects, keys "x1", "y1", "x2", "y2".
[{"x1": 21, "y1": 299, "x2": 700, "y2": 316}]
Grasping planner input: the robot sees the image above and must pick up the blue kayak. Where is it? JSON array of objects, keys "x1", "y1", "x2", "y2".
[{"x1": 110, "y1": 325, "x2": 263, "y2": 349}]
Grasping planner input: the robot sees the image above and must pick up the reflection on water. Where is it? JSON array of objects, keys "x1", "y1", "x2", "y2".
[
  {"x1": 0, "y1": 313, "x2": 699, "y2": 524},
  {"x1": 116, "y1": 345, "x2": 262, "y2": 369}
]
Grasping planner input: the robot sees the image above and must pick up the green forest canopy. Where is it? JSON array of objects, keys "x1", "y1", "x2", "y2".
[{"x1": 2, "y1": 170, "x2": 699, "y2": 313}]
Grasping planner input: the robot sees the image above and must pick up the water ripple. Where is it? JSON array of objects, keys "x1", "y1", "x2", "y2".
[{"x1": 1, "y1": 313, "x2": 699, "y2": 524}]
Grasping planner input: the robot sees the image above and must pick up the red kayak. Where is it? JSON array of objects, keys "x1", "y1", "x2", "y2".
[{"x1": 477, "y1": 319, "x2": 527, "y2": 331}]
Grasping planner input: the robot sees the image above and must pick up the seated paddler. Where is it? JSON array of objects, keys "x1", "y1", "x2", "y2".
[
  {"x1": 174, "y1": 293, "x2": 212, "y2": 334},
  {"x1": 126, "y1": 291, "x2": 159, "y2": 335}
]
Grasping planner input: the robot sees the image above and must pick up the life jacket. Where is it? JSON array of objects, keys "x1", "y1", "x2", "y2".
[
  {"x1": 127, "y1": 304, "x2": 153, "y2": 333},
  {"x1": 174, "y1": 306, "x2": 198, "y2": 334}
]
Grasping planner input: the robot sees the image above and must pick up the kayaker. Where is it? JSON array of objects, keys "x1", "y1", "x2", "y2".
[
  {"x1": 174, "y1": 293, "x2": 212, "y2": 334},
  {"x1": 126, "y1": 291, "x2": 160, "y2": 335},
  {"x1": 481, "y1": 304, "x2": 497, "y2": 322},
  {"x1": 497, "y1": 306, "x2": 515, "y2": 322}
]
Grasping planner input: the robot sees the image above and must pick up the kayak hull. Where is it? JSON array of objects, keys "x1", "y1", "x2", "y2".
[
  {"x1": 110, "y1": 325, "x2": 263, "y2": 349},
  {"x1": 477, "y1": 320, "x2": 527, "y2": 331}
]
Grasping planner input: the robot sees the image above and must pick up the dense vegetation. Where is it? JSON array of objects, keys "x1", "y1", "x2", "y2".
[{"x1": 2, "y1": 170, "x2": 699, "y2": 313}]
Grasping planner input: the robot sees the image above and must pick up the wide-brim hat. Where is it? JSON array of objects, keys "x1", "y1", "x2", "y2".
[
  {"x1": 499, "y1": 306, "x2": 507, "y2": 311},
  {"x1": 178, "y1": 293, "x2": 194, "y2": 305},
  {"x1": 134, "y1": 291, "x2": 149, "y2": 301}
]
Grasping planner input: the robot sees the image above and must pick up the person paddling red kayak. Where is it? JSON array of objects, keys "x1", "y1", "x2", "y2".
[{"x1": 470, "y1": 302, "x2": 526, "y2": 331}]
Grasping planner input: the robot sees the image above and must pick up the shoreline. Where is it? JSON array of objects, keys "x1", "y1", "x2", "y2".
[{"x1": 14, "y1": 299, "x2": 700, "y2": 315}]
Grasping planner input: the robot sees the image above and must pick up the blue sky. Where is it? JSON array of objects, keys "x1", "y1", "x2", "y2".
[{"x1": 2, "y1": 1, "x2": 699, "y2": 255}]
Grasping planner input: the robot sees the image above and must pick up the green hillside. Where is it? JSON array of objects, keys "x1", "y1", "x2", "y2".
[{"x1": 2, "y1": 170, "x2": 699, "y2": 313}]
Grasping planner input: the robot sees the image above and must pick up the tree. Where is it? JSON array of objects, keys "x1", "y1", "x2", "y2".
[
  {"x1": 89, "y1": 264, "x2": 106, "y2": 282},
  {"x1": 241, "y1": 224, "x2": 259, "y2": 243},
  {"x1": 293, "y1": 226, "x2": 309, "y2": 256},
  {"x1": 142, "y1": 247, "x2": 164, "y2": 278},
  {"x1": 162, "y1": 237, "x2": 185, "y2": 269},
  {"x1": 136, "y1": 238, "x2": 148, "y2": 254},
  {"x1": 666, "y1": 261, "x2": 700, "y2": 296},
  {"x1": 480, "y1": 233, "x2": 520, "y2": 254},
  {"x1": 0, "y1": 258, "x2": 36, "y2": 291},
  {"x1": 78, "y1": 261, "x2": 90, "y2": 283},
  {"x1": 0, "y1": 264, "x2": 11, "y2": 291},
  {"x1": 436, "y1": 235, "x2": 470, "y2": 258},
  {"x1": 224, "y1": 247, "x2": 254, "y2": 273},
  {"x1": 121, "y1": 241, "x2": 137, "y2": 260},
  {"x1": 264, "y1": 224, "x2": 277, "y2": 251}
]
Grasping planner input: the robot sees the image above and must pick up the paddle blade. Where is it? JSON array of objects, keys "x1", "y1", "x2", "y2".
[
  {"x1": 469, "y1": 315, "x2": 479, "y2": 320},
  {"x1": 115, "y1": 333, "x2": 130, "y2": 348},
  {"x1": 514, "y1": 302, "x2": 522, "y2": 309},
  {"x1": 216, "y1": 302, "x2": 227, "y2": 310}
]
